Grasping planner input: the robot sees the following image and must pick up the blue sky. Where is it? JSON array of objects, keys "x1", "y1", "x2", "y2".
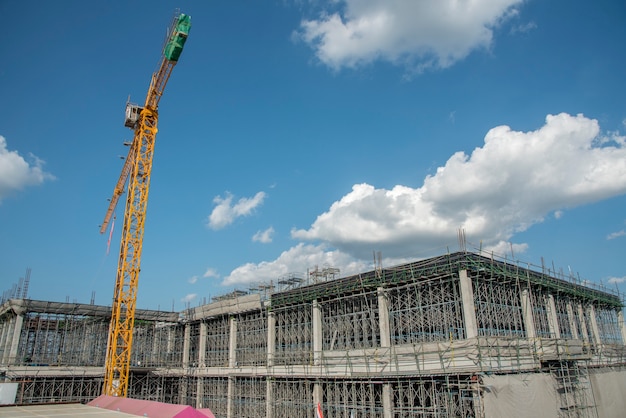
[{"x1": 1, "y1": 0, "x2": 625, "y2": 311}]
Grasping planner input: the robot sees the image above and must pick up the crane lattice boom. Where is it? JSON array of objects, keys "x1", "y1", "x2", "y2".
[{"x1": 101, "y1": 12, "x2": 191, "y2": 397}]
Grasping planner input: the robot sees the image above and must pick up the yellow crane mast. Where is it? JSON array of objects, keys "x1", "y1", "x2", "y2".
[{"x1": 100, "y1": 12, "x2": 191, "y2": 397}]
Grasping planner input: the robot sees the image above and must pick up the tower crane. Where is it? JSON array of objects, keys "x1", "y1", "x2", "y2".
[{"x1": 100, "y1": 12, "x2": 191, "y2": 397}]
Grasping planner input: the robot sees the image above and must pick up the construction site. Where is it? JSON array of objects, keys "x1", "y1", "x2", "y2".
[
  {"x1": 1, "y1": 8, "x2": 625, "y2": 418},
  {"x1": 1, "y1": 249, "x2": 625, "y2": 417}
]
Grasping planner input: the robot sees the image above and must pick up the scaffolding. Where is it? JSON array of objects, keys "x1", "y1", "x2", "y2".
[
  {"x1": 1, "y1": 251, "x2": 625, "y2": 417},
  {"x1": 546, "y1": 360, "x2": 598, "y2": 418}
]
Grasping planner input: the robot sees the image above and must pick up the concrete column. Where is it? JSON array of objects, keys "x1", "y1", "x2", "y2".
[
  {"x1": 521, "y1": 289, "x2": 536, "y2": 340},
  {"x1": 566, "y1": 302, "x2": 579, "y2": 340},
  {"x1": 577, "y1": 304, "x2": 590, "y2": 344},
  {"x1": 194, "y1": 321, "x2": 207, "y2": 409},
  {"x1": 265, "y1": 378, "x2": 273, "y2": 418},
  {"x1": 546, "y1": 295, "x2": 561, "y2": 339},
  {"x1": 267, "y1": 311, "x2": 276, "y2": 367},
  {"x1": 313, "y1": 382, "x2": 323, "y2": 415},
  {"x1": 459, "y1": 270, "x2": 478, "y2": 339},
  {"x1": 618, "y1": 311, "x2": 626, "y2": 345},
  {"x1": 7, "y1": 314, "x2": 23, "y2": 364},
  {"x1": 81, "y1": 324, "x2": 92, "y2": 364},
  {"x1": 227, "y1": 376, "x2": 235, "y2": 418},
  {"x1": 179, "y1": 379, "x2": 188, "y2": 408},
  {"x1": 377, "y1": 288, "x2": 391, "y2": 347},
  {"x1": 2, "y1": 315, "x2": 20, "y2": 364},
  {"x1": 0, "y1": 318, "x2": 9, "y2": 363},
  {"x1": 148, "y1": 327, "x2": 157, "y2": 366},
  {"x1": 196, "y1": 377, "x2": 204, "y2": 409},
  {"x1": 167, "y1": 325, "x2": 174, "y2": 355},
  {"x1": 199, "y1": 321, "x2": 207, "y2": 367},
  {"x1": 312, "y1": 300, "x2": 322, "y2": 366},
  {"x1": 229, "y1": 317, "x2": 238, "y2": 368},
  {"x1": 587, "y1": 305, "x2": 602, "y2": 346},
  {"x1": 377, "y1": 290, "x2": 393, "y2": 418},
  {"x1": 182, "y1": 323, "x2": 191, "y2": 368},
  {"x1": 0, "y1": 317, "x2": 11, "y2": 364},
  {"x1": 382, "y1": 383, "x2": 393, "y2": 418}
]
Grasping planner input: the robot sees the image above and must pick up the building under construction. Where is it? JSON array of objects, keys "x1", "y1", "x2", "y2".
[{"x1": 1, "y1": 251, "x2": 625, "y2": 417}]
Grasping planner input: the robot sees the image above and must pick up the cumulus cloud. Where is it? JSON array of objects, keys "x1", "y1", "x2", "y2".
[
  {"x1": 510, "y1": 21, "x2": 537, "y2": 35},
  {"x1": 291, "y1": 113, "x2": 626, "y2": 258},
  {"x1": 224, "y1": 113, "x2": 626, "y2": 285},
  {"x1": 0, "y1": 135, "x2": 55, "y2": 203},
  {"x1": 188, "y1": 275, "x2": 199, "y2": 284},
  {"x1": 252, "y1": 227, "x2": 275, "y2": 243},
  {"x1": 181, "y1": 293, "x2": 197, "y2": 303},
  {"x1": 296, "y1": 0, "x2": 522, "y2": 71},
  {"x1": 222, "y1": 243, "x2": 369, "y2": 286},
  {"x1": 607, "y1": 230, "x2": 625, "y2": 240},
  {"x1": 203, "y1": 268, "x2": 219, "y2": 279},
  {"x1": 608, "y1": 276, "x2": 626, "y2": 285},
  {"x1": 206, "y1": 191, "x2": 266, "y2": 230}
]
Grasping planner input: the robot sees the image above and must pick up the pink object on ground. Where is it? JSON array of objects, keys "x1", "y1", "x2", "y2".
[{"x1": 88, "y1": 395, "x2": 215, "y2": 418}]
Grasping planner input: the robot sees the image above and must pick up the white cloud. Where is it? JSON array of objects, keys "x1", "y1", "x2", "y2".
[
  {"x1": 223, "y1": 243, "x2": 370, "y2": 286},
  {"x1": 607, "y1": 230, "x2": 626, "y2": 240},
  {"x1": 206, "y1": 191, "x2": 266, "y2": 230},
  {"x1": 297, "y1": 0, "x2": 522, "y2": 72},
  {"x1": 181, "y1": 293, "x2": 197, "y2": 303},
  {"x1": 252, "y1": 227, "x2": 275, "y2": 243},
  {"x1": 292, "y1": 113, "x2": 626, "y2": 258},
  {"x1": 510, "y1": 21, "x2": 537, "y2": 34},
  {"x1": 608, "y1": 276, "x2": 626, "y2": 285},
  {"x1": 188, "y1": 275, "x2": 199, "y2": 284},
  {"x1": 224, "y1": 113, "x2": 626, "y2": 286},
  {"x1": 0, "y1": 135, "x2": 55, "y2": 204},
  {"x1": 481, "y1": 241, "x2": 529, "y2": 258},
  {"x1": 203, "y1": 268, "x2": 219, "y2": 278}
]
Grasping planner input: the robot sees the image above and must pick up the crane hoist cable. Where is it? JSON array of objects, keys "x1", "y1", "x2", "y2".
[{"x1": 100, "y1": 11, "x2": 191, "y2": 398}]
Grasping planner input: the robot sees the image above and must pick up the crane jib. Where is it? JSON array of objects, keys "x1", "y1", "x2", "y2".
[{"x1": 100, "y1": 13, "x2": 191, "y2": 235}]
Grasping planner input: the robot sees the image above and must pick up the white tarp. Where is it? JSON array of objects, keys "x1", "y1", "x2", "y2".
[
  {"x1": 0, "y1": 382, "x2": 18, "y2": 405},
  {"x1": 482, "y1": 368, "x2": 626, "y2": 418},
  {"x1": 482, "y1": 373, "x2": 558, "y2": 418},
  {"x1": 589, "y1": 368, "x2": 626, "y2": 418}
]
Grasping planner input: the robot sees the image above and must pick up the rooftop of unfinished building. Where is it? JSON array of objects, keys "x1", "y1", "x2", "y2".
[{"x1": 2, "y1": 250, "x2": 622, "y2": 320}]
